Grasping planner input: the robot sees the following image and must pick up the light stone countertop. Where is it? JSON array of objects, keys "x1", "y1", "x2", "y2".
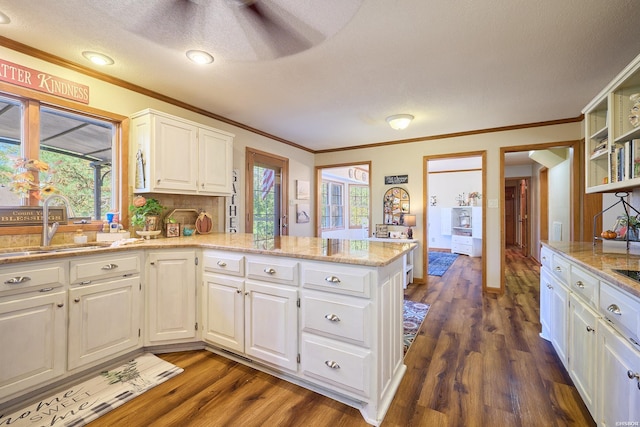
[
  {"x1": 0, "y1": 233, "x2": 416, "y2": 267},
  {"x1": 542, "y1": 241, "x2": 640, "y2": 299}
]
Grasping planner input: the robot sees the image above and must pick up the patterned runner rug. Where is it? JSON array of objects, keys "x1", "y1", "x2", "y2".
[
  {"x1": 404, "y1": 299, "x2": 430, "y2": 356},
  {"x1": 0, "y1": 353, "x2": 183, "y2": 427},
  {"x1": 428, "y1": 251, "x2": 459, "y2": 276}
]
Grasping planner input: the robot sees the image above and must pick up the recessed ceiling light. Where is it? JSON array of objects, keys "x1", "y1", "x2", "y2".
[
  {"x1": 82, "y1": 51, "x2": 114, "y2": 66},
  {"x1": 0, "y1": 11, "x2": 10, "y2": 24},
  {"x1": 186, "y1": 50, "x2": 214, "y2": 65}
]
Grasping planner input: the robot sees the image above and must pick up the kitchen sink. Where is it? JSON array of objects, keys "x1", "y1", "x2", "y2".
[{"x1": 613, "y1": 269, "x2": 640, "y2": 284}]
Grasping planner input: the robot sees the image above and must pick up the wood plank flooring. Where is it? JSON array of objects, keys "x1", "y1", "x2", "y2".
[{"x1": 90, "y1": 248, "x2": 595, "y2": 426}]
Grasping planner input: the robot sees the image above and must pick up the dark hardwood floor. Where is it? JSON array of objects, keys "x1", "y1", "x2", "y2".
[{"x1": 90, "y1": 247, "x2": 595, "y2": 426}]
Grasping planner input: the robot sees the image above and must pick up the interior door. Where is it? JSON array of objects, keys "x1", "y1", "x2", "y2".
[
  {"x1": 505, "y1": 185, "x2": 516, "y2": 245},
  {"x1": 519, "y1": 179, "x2": 529, "y2": 256},
  {"x1": 246, "y1": 149, "x2": 289, "y2": 243}
]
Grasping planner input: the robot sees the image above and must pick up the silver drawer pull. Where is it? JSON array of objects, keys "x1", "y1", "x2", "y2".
[
  {"x1": 264, "y1": 267, "x2": 276, "y2": 275},
  {"x1": 325, "y1": 276, "x2": 341, "y2": 284},
  {"x1": 217, "y1": 261, "x2": 227, "y2": 267},
  {"x1": 574, "y1": 281, "x2": 584, "y2": 289},
  {"x1": 39, "y1": 287, "x2": 54, "y2": 293},
  {"x1": 586, "y1": 325, "x2": 595, "y2": 333},
  {"x1": 4, "y1": 276, "x2": 31, "y2": 285},
  {"x1": 324, "y1": 314, "x2": 341, "y2": 322},
  {"x1": 546, "y1": 283, "x2": 553, "y2": 290},
  {"x1": 607, "y1": 304, "x2": 622, "y2": 315},
  {"x1": 325, "y1": 360, "x2": 340, "y2": 369},
  {"x1": 79, "y1": 280, "x2": 91, "y2": 285},
  {"x1": 101, "y1": 263, "x2": 118, "y2": 270},
  {"x1": 554, "y1": 266, "x2": 562, "y2": 271}
]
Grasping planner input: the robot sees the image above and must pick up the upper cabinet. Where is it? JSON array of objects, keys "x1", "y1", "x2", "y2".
[
  {"x1": 130, "y1": 109, "x2": 234, "y2": 196},
  {"x1": 584, "y1": 54, "x2": 640, "y2": 193}
]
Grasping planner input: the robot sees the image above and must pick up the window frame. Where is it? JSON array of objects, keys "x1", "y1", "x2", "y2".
[
  {"x1": 320, "y1": 180, "x2": 344, "y2": 231},
  {"x1": 0, "y1": 81, "x2": 129, "y2": 235},
  {"x1": 348, "y1": 184, "x2": 369, "y2": 229}
]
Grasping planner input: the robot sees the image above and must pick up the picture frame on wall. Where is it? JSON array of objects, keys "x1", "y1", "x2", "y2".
[
  {"x1": 296, "y1": 180, "x2": 310, "y2": 200},
  {"x1": 296, "y1": 203, "x2": 310, "y2": 223}
]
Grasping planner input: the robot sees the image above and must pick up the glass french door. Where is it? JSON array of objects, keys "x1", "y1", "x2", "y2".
[{"x1": 246, "y1": 148, "x2": 288, "y2": 245}]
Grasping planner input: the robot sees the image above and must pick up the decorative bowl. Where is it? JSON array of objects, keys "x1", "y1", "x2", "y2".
[{"x1": 136, "y1": 230, "x2": 161, "y2": 240}]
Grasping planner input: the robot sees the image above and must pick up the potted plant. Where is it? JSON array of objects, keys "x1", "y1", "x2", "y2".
[
  {"x1": 617, "y1": 214, "x2": 640, "y2": 240},
  {"x1": 130, "y1": 196, "x2": 164, "y2": 231}
]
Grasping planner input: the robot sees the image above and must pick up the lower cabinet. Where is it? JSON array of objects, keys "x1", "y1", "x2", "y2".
[
  {"x1": 568, "y1": 293, "x2": 598, "y2": 412},
  {"x1": 146, "y1": 250, "x2": 197, "y2": 344},
  {"x1": 549, "y1": 275, "x2": 569, "y2": 367},
  {"x1": 201, "y1": 260, "x2": 299, "y2": 372},
  {"x1": 0, "y1": 290, "x2": 66, "y2": 398},
  {"x1": 68, "y1": 276, "x2": 141, "y2": 370},
  {"x1": 598, "y1": 319, "x2": 640, "y2": 426},
  {"x1": 244, "y1": 280, "x2": 298, "y2": 371}
]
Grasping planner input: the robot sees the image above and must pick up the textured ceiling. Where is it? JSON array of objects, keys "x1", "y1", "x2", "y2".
[{"x1": 1, "y1": 0, "x2": 640, "y2": 152}]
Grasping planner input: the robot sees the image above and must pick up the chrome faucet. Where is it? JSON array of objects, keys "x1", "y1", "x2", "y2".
[{"x1": 42, "y1": 195, "x2": 74, "y2": 247}]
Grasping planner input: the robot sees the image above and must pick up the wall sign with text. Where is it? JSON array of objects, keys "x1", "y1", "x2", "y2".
[{"x1": 384, "y1": 175, "x2": 408, "y2": 185}]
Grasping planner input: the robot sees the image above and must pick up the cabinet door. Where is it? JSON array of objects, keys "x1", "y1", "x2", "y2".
[
  {"x1": 198, "y1": 128, "x2": 233, "y2": 195},
  {"x1": 147, "y1": 251, "x2": 197, "y2": 343},
  {"x1": 202, "y1": 273, "x2": 244, "y2": 352},
  {"x1": 539, "y1": 268, "x2": 553, "y2": 341},
  {"x1": 152, "y1": 115, "x2": 198, "y2": 192},
  {"x1": 550, "y1": 278, "x2": 569, "y2": 368},
  {"x1": 568, "y1": 294, "x2": 598, "y2": 415},
  {"x1": 0, "y1": 290, "x2": 66, "y2": 398},
  {"x1": 245, "y1": 280, "x2": 298, "y2": 371},
  {"x1": 598, "y1": 320, "x2": 640, "y2": 426},
  {"x1": 68, "y1": 276, "x2": 141, "y2": 370}
]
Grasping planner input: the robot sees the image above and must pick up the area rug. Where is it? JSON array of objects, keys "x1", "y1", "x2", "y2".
[
  {"x1": 428, "y1": 251, "x2": 459, "y2": 276},
  {"x1": 0, "y1": 353, "x2": 183, "y2": 427},
  {"x1": 404, "y1": 299, "x2": 430, "y2": 356}
]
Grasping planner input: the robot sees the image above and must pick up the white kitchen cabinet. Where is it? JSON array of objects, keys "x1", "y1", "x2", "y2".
[
  {"x1": 146, "y1": 250, "x2": 197, "y2": 344},
  {"x1": 539, "y1": 267, "x2": 553, "y2": 341},
  {"x1": 244, "y1": 279, "x2": 298, "y2": 371},
  {"x1": 597, "y1": 319, "x2": 640, "y2": 426},
  {"x1": 202, "y1": 272, "x2": 244, "y2": 352},
  {"x1": 549, "y1": 271, "x2": 569, "y2": 368},
  {"x1": 568, "y1": 293, "x2": 598, "y2": 414},
  {"x1": 130, "y1": 109, "x2": 234, "y2": 196},
  {"x1": 0, "y1": 289, "x2": 66, "y2": 399},
  {"x1": 67, "y1": 253, "x2": 143, "y2": 370},
  {"x1": 202, "y1": 251, "x2": 299, "y2": 371}
]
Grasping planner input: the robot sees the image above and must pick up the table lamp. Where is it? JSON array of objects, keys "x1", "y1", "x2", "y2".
[{"x1": 403, "y1": 214, "x2": 416, "y2": 239}]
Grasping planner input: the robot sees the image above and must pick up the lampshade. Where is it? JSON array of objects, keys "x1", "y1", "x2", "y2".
[
  {"x1": 386, "y1": 114, "x2": 414, "y2": 130},
  {"x1": 403, "y1": 214, "x2": 416, "y2": 227}
]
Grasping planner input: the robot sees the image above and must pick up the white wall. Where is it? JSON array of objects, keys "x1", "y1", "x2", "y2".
[{"x1": 548, "y1": 158, "x2": 571, "y2": 241}]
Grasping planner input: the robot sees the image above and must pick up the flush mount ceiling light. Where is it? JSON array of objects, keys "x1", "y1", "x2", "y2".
[
  {"x1": 82, "y1": 51, "x2": 114, "y2": 66},
  {"x1": 186, "y1": 50, "x2": 214, "y2": 64},
  {"x1": 386, "y1": 114, "x2": 414, "y2": 130},
  {"x1": 0, "y1": 11, "x2": 11, "y2": 24}
]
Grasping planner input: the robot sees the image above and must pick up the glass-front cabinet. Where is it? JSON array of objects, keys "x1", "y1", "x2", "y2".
[{"x1": 584, "y1": 53, "x2": 640, "y2": 193}]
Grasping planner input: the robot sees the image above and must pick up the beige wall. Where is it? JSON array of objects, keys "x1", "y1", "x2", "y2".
[{"x1": 0, "y1": 46, "x2": 584, "y2": 290}]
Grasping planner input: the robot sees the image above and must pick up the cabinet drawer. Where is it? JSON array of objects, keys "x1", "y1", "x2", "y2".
[
  {"x1": 301, "y1": 293, "x2": 371, "y2": 347},
  {"x1": 540, "y1": 246, "x2": 552, "y2": 269},
  {"x1": 302, "y1": 262, "x2": 371, "y2": 297},
  {"x1": 203, "y1": 251, "x2": 244, "y2": 277},
  {"x1": 451, "y1": 243, "x2": 472, "y2": 254},
  {"x1": 452, "y1": 235, "x2": 472, "y2": 245},
  {"x1": 551, "y1": 254, "x2": 570, "y2": 284},
  {"x1": 569, "y1": 265, "x2": 599, "y2": 308},
  {"x1": 600, "y1": 281, "x2": 640, "y2": 342},
  {"x1": 246, "y1": 257, "x2": 298, "y2": 286},
  {"x1": 301, "y1": 333, "x2": 371, "y2": 398},
  {"x1": 70, "y1": 253, "x2": 141, "y2": 284},
  {"x1": 0, "y1": 261, "x2": 66, "y2": 294}
]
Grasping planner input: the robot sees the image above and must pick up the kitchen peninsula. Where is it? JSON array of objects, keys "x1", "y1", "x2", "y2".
[{"x1": 0, "y1": 234, "x2": 415, "y2": 426}]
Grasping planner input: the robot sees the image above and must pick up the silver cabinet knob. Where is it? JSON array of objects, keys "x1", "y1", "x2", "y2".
[
  {"x1": 74, "y1": 297, "x2": 80, "y2": 303},
  {"x1": 217, "y1": 261, "x2": 227, "y2": 267},
  {"x1": 264, "y1": 267, "x2": 276, "y2": 275},
  {"x1": 324, "y1": 314, "x2": 341, "y2": 322},
  {"x1": 57, "y1": 303, "x2": 64, "y2": 308},
  {"x1": 574, "y1": 280, "x2": 585, "y2": 289},
  {"x1": 325, "y1": 360, "x2": 340, "y2": 369},
  {"x1": 586, "y1": 326, "x2": 595, "y2": 333},
  {"x1": 607, "y1": 304, "x2": 622, "y2": 315},
  {"x1": 325, "y1": 276, "x2": 341, "y2": 284}
]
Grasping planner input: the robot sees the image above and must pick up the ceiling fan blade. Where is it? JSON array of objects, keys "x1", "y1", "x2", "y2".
[{"x1": 234, "y1": 0, "x2": 314, "y2": 58}]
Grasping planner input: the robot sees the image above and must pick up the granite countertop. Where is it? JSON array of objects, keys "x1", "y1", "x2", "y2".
[
  {"x1": 0, "y1": 233, "x2": 416, "y2": 267},
  {"x1": 542, "y1": 240, "x2": 640, "y2": 299}
]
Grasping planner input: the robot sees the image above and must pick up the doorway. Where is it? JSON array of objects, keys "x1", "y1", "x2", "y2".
[
  {"x1": 246, "y1": 148, "x2": 289, "y2": 244},
  {"x1": 424, "y1": 151, "x2": 486, "y2": 291},
  {"x1": 315, "y1": 162, "x2": 371, "y2": 239},
  {"x1": 504, "y1": 177, "x2": 530, "y2": 257}
]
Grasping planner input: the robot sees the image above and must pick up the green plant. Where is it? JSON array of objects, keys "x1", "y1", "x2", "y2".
[
  {"x1": 620, "y1": 215, "x2": 640, "y2": 228},
  {"x1": 129, "y1": 196, "x2": 164, "y2": 227}
]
